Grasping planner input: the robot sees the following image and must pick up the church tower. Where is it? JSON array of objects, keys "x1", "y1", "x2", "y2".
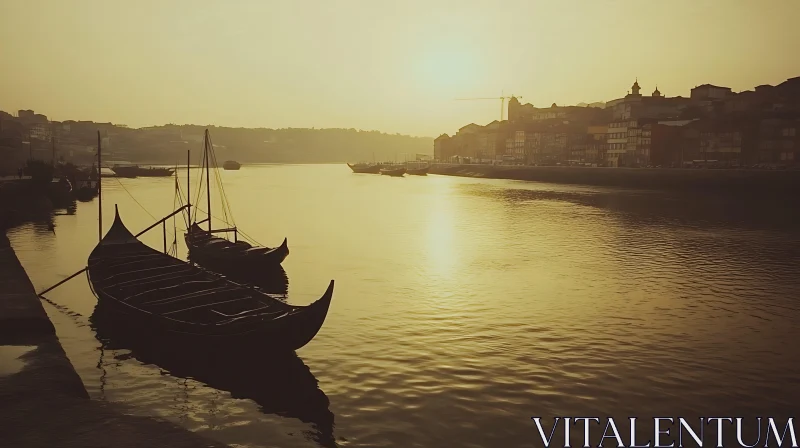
[{"x1": 631, "y1": 78, "x2": 641, "y2": 97}]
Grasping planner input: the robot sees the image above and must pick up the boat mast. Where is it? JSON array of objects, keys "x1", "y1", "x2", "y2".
[
  {"x1": 186, "y1": 149, "x2": 190, "y2": 220},
  {"x1": 97, "y1": 131, "x2": 102, "y2": 242},
  {"x1": 205, "y1": 129, "x2": 211, "y2": 233}
]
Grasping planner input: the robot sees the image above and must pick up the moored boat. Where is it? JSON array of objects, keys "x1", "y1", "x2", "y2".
[
  {"x1": 73, "y1": 180, "x2": 98, "y2": 202},
  {"x1": 185, "y1": 130, "x2": 289, "y2": 274},
  {"x1": 347, "y1": 163, "x2": 381, "y2": 174},
  {"x1": 380, "y1": 166, "x2": 406, "y2": 177},
  {"x1": 62, "y1": 164, "x2": 99, "y2": 201},
  {"x1": 406, "y1": 166, "x2": 429, "y2": 176},
  {"x1": 88, "y1": 207, "x2": 333, "y2": 353},
  {"x1": 186, "y1": 223, "x2": 289, "y2": 268},
  {"x1": 223, "y1": 160, "x2": 241, "y2": 170},
  {"x1": 111, "y1": 165, "x2": 174, "y2": 178}
]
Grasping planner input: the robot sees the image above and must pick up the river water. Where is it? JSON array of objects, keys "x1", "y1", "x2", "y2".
[{"x1": 7, "y1": 164, "x2": 800, "y2": 447}]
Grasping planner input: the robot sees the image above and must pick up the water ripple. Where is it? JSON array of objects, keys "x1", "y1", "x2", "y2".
[{"x1": 8, "y1": 165, "x2": 800, "y2": 447}]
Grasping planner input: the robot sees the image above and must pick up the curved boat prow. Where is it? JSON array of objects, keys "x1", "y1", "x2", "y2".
[
  {"x1": 96, "y1": 205, "x2": 138, "y2": 247},
  {"x1": 321, "y1": 280, "x2": 334, "y2": 302},
  {"x1": 308, "y1": 280, "x2": 335, "y2": 314}
]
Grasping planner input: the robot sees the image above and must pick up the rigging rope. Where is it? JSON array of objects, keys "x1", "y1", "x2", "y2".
[
  {"x1": 206, "y1": 132, "x2": 235, "y2": 229},
  {"x1": 171, "y1": 175, "x2": 179, "y2": 257},
  {"x1": 185, "y1": 131, "x2": 267, "y2": 247},
  {"x1": 187, "y1": 131, "x2": 239, "y2": 238},
  {"x1": 113, "y1": 176, "x2": 156, "y2": 220},
  {"x1": 174, "y1": 171, "x2": 190, "y2": 229},
  {"x1": 189, "y1": 205, "x2": 263, "y2": 247},
  {"x1": 191, "y1": 144, "x2": 206, "y2": 225},
  {"x1": 111, "y1": 174, "x2": 187, "y2": 249},
  {"x1": 216, "y1": 135, "x2": 237, "y2": 225}
]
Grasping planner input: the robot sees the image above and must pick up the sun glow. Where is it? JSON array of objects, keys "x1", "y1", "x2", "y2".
[
  {"x1": 425, "y1": 183, "x2": 459, "y2": 279},
  {"x1": 413, "y1": 42, "x2": 485, "y2": 95}
]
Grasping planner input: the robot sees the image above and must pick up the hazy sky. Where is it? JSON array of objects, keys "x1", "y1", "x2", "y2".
[{"x1": 2, "y1": 0, "x2": 799, "y2": 136}]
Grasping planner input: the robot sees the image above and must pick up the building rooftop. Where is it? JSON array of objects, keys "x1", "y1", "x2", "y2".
[
  {"x1": 458, "y1": 123, "x2": 481, "y2": 132},
  {"x1": 693, "y1": 84, "x2": 732, "y2": 90},
  {"x1": 777, "y1": 76, "x2": 800, "y2": 89}
]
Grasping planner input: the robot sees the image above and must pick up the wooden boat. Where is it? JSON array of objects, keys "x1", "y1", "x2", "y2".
[
  {"x1": 223, "y1": 160, "x2": 241, "y2": 170},
  {"x1": 186, "y1": 223, "x2": 289, "y2": 267},
  {"x1": 347, "y1": 163, "x2": 380, "y2": 174},
  {"x1": 64, "y1": 164, "x2": 99, "y2": 201},
  {"x1": 380, "y1": 166, "x2": 406, "y2": 177},
  {"x1": 185, "y1": 130, "x2": 289, "y2": 271},
  {"x1": 88, "y1": 206, "x2": 334, "y2": 352},
  {"x1": 73, "y1": 181, "x2": 98, "y2": 202},
  {"x1": 48, "y1": 178, "x2": 73, "y2": 205},
  {"x1": 111, "y1": 165, "x2": 174, "y2": 178}
]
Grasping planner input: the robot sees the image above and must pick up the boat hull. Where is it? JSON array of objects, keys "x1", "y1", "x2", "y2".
[
  {"x1": 347, "y1": 163, "x2": 381, "y2": 174},
  {"x1": 185, "y1": 226, "x2": 289, "y2": 268},
  {"x1": 73, "y1": 186, "x2": 98, "y2": 202},
  {"x1": 380, "y1": 167, "x2": 406, "y2": 177},
  {"x1": 89, "y1": 281, "x2": 331, "y2": 353},
  {"x1": 111, "y1": 166, "x2": 175, "y2": 177},
  {"x1": 406, "y1": 167, "x2": 429, "y2": 176},
  {"x1": 87, "y1": 208, "x2": 332, "y2": 353}
]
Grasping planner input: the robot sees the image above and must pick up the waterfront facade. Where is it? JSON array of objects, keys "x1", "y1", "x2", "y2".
[{"x1": 436, "y1": 76, "x2": 800, "y2": 168}]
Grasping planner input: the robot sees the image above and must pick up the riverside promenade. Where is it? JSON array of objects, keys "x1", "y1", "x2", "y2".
[
  {"x1": 0, "y1": 232, "x2": 226, "y2": 447},
  {"x1": 429, "y1": 163, "x2": 800, "y2": 196}
]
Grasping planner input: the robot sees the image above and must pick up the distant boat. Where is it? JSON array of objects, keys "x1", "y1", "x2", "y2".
[
  {"x1": 223, "y1": 160, "x2": 241, "y2": 170},
  {"x1": 380, "y1": 166, "x2": 406, "y2": 177},
  {"x1": 73, "y1": 183, "x2": 98, "y2": 202},
  {"x1": 111, "y1": 165, "x2": 174, "y2": 178},
  {"x1": 347, "y1": 163, "x2": 380, "y2": 174},
  {"x1": 406, "y1": 163, "x2": 429, "y2": 176},
  {"x1": 58, "y1": 163, "x2": 99, "y2": 200},
  {"x1": 48, "y1": 177, "x2": 73, "y2": 204}
]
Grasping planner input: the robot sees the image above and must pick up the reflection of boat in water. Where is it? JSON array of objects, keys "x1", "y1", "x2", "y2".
[
  {"x1": 87, "y1": 207, "x2": 334, "y2": 353},
  {"x1": 347, "y1": 163, "x2": 380, "y2": 174},
  {"x1": 222, "y1": 160, "x2": 241, "y2": 170},
  {"x1": 90, "y1": 307, "x2": 337, "y2": 447},
  {"x1": 111, "y1": 164, "x2": 174, "y2": 178}
]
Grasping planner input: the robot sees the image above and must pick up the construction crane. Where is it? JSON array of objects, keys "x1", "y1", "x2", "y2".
[{"x1": 455, "y1": 94, "x2": 522, "y2": 121}]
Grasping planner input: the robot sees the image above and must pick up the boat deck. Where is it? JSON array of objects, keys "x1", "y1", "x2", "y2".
[{"x1": 89, "y1": 243, "x2": 296, "y2": 327}]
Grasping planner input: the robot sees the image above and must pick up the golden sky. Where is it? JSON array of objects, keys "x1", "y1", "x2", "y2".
[{"x1": 1, "y1": 0, "x2": 799, "y2": 136}]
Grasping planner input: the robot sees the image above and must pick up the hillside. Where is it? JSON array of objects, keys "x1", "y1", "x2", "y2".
[{"x1": 107, "y1": 126, "x2": 432, "y2": 165}]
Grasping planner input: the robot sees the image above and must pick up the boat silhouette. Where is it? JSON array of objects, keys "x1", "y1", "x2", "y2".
[{"x1": 88, "y1": 207, "x2": 333, "y2": 353}]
